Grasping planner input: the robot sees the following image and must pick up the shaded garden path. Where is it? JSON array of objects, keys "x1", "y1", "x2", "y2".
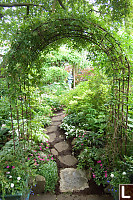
[{"x1": 30, "y1": 111, "x2": 113, "y2": 200}]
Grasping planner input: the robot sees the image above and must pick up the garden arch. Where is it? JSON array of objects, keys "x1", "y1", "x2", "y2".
[{"x1": 3, "y1": 15, "x2": 130, "y2": 153}]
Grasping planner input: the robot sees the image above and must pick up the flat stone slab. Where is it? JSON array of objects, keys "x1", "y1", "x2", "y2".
[
  {"x1": 46, "y1": 126, "x2": 58, "y2": 133},
  {"x1": 48, "y1": 133, "x2": 57, "y2": 143},
  {"x1": 51, "y1": 148, "x2": 58, "y2": 156},
  {"x1": 51, "y1": 121, "x2": 62, "y2": 126},
  {"x1": 58, "y1": 155, "x2": 78, "y2": 166},
  {"x1": 54, "y1": 141, "x2": 69, "y2": 152},
  {"x1": 60, "y1": 168, "x2": 89, "y2": 192},
  {"x1": 52, "y1": 116, "x2": 64, "y2": 122}
]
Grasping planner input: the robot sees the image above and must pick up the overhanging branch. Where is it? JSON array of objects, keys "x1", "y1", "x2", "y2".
[
  {"x1": 57, "y1": 0, "x2": 65, "y2": 10},
  {"x1": 0, "y1": 3, "x2": 41, "y2": 7}
]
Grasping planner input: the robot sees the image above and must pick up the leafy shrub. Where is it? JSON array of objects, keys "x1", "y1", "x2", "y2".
[
  {"x1": 43, "y1": 96, "x2": 64, "y2": 112},
  {"x1": 38, "y1": 161, "x2": 58, "y2": 193},
  {"x1": 77, "y1": 146, "x2": 110, "y2": 186},
  {"x1": 42, "y1": 67, "x2": 68, "y2": 85},
  {"x1": 0, "y1": 140, "x2": 57, "y2": 196},
  {"x1": 0, "y1": 97, "x2": 10, "y2": 125},
  {"x1": 61, "y1": 110, "x2": 107, "y2": 133},
  {"x1": 75, "y1": 68, "x2": 94, "y2": 85},
  {"x1": 61, "y1": 71, "x2": 109, "y2": 114},
  {"x1": 41, "y1": 116, "x2": 51, "y2": 127},
  {"x1": 0, "y1": 127, "x2": 10, "y2": 149},
  {"x1": 41, "y1": 82, "x2": 69, "y2": 96}
]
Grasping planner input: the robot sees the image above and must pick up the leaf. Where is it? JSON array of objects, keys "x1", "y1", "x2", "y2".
[
  {"x1": 128, "y1": 117, "x2": 133, "y2": 122},
  {"x1": 127, "y1": 124, "x2": 133, "y2": 128}
]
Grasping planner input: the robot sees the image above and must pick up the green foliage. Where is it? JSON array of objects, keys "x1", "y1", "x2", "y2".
[
  {"x1": 0, "y1": 0, "x2": 132, "y2": 197},
  {"x1": 0, "y1": 142, "x2": 35, "y2": 197},
  {"x1": 61, "y1": 109, "x2": 107, "y2": 133},
  {"x1": 0, "y1": 127, "x2": 10, "y2": 149},
  {"x1": 75, "y1": 68, "x2": 94, "y2": 85},
  {"x1": 40, "y1": 46, "x2": 90, "y2": 69},
  {"x1": 41, "y1": 116, "x2": 51, "y2": 128},
  {"x1": 109, "y1": 171, "x2": 130, "y2": 193},
  {"x1": 0, "y1": 97, "x2": 10, "y2": 125},
  {"x1": 41, "y1": 82, "x2": 69, "y2": 96},
  {"x1": 0, "y1": 140, "x2": 58, "y2": 196},
  {"x1": 60, "y1": 71, "x2": 109, "y2": 135},
  {"x1": 0, "y1": 0, "x2": 132, "y2": 45},
  {"x1": 60, "y1": 67, "x2": 132, "y2": 191},
  {"x1": 38, "y1": 161, "x2": 58, "y2": 193},
  {"x1": 43, "y1": 96, "x2": 64, "y2": 112},
  {"x1": 61, "y1": 71, "x2": 109, "y2": 111},
  {"x1": 77, "y1": 146, "x2": 110, "y2": 186},
  {"x1": 42, "y1": 67, "x2": 68, "y2": 85},
  {"x1": 95, "y1": 0, "x2": 132, "y2": 22}
]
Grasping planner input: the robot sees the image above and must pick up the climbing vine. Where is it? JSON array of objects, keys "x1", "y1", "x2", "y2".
[{"x1": 0, "y1": 8, "x2": 132, "y2": 157}]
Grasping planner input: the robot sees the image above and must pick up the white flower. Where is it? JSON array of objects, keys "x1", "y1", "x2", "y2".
[
  {"x1": 6, "y1": 172, "x2": 10, "y2": 174},
  {"x1": 9, "y1": 176, "x2": 12, "y2": 178},
  {"x1": 11, "y1": 183, "x2": 14, "y2": 188},
  {"x1": 122, "y1": 172, "x2": 126, "y2": 175},
  {"x1": 2, "y1": 124, "x2": 6, "y2": 127},
  {"x1": 17, "y1": 177, "x2": 21, "y2": 181},
  {"x1": 110, "y1": 173, "x2": 114, "y2": 178}
]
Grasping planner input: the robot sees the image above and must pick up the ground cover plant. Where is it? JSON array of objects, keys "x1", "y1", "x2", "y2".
[{"x1": 0, "y1": 139, "x2": 58, "y2": 198}]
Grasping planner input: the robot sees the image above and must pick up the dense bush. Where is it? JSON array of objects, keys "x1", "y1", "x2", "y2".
[
  {"x1": 43, "y1": 96, "x2": 65, "y2": 112},
  {"x1": 61, "y1": 71, "x2": 109, "y2": 132},
  {"x1": 38, "y1": 161, "x2": 58, "y2": 193},
  {"x1": 42, "y1": 67, "x2": 68, "y2": 85},
  {"x1": 41, "y1": 82, "x2": 69, "y2": 96},
  {"x1": 75, "y1": 68, "x2": 94, "y2": 85},
  {"x1": 0, "y1": 97, "x2": 10, "y2": 126},
  {"x1": 0, "y1": 140, "x2": 59, "y2": 195},
  {"x1": 61, "y1": 71, "x2": 109, "y2": 111}
]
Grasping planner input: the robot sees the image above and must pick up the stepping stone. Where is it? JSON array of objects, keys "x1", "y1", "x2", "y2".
[
  {"x1": 48, "y1": 133, "x2": 57, "y2": 143},
  {"x1": 52, "y1": 116, "x2": 64, "y2": 122},
  {"x1": 51, "y1": 148, "x2": 58, "y2": 156},
  {"x1": 54, "y1": 141, "x2": 69, "y2": 152},
  {"x1": 46, "y1": 126, "x2": 58, "y2": 133},
  {"x1": 58, "y1": 155, "x2": 78, "y2": 166},
  {"x1": 51, "y1": 121, "x2": 62, "y2": 126},
  {"x1": 60, "y1": 168, "x2": 89, "y2": 192}
]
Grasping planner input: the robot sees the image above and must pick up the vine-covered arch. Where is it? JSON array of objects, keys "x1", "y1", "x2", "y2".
[{"x1": 3, "y1": 15, "x2": 130, "y2": 154}]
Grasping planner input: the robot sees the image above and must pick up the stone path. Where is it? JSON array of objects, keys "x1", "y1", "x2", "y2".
[{"x1": 30, "y1": 111, "x2": 113, "y2": 200}]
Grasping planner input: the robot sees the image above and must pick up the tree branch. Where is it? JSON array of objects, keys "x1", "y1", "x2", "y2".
[
  {"x1": 57, "y1": 0, "x2": 65, "y2": 10},
  {"x1": 0, "y1": 3, "x2": 40, "y2": 7},
  {"x1": 27, "y1": 6, "x2": 29, "y2": 15}
]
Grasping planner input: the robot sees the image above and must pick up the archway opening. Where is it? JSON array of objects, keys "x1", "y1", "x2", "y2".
[{"x1": 2, "y1": 15, "x2": 131, "y2": 157}]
